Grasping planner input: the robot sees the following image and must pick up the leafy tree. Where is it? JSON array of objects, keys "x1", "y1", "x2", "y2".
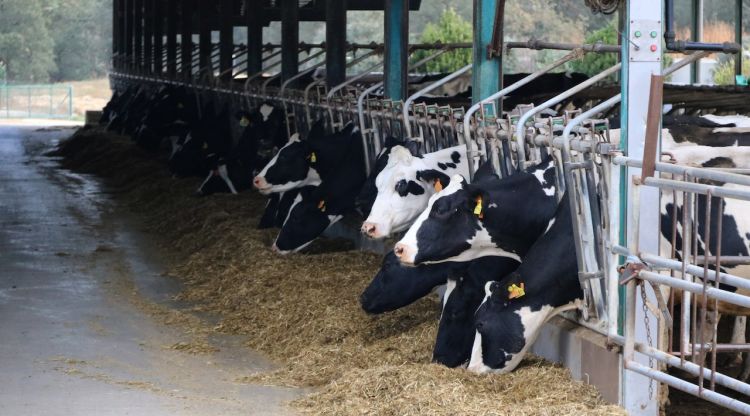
[
  {"x1": 569, "y1": 24, "x2": 619, "y2": 77},
  {"x1": 0, "y1": 0, "x2": 57, "y2": 82},
  {"x1": 411, "y1": 8, "x2": 472, "y2": 73},
  {"x1": 712, "y1": 49, "x2": 750, "y2": 85}
]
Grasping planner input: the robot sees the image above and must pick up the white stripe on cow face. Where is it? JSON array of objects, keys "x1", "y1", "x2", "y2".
[
  {"x1": 259, "y1": 104, "x2": 274, "y2": 122},
  {"x1": 217, "y1": 164, "x2": 238, "y2": 194},
  {"x1": 396, "y1": 174, "x2": 466, "y2": 264},
  {"x1": 442, "y1": 278, "x2": 457, "y2": 309},
  {"x1": 467, "y1": 330, "x2": 491, "y2": 373}
]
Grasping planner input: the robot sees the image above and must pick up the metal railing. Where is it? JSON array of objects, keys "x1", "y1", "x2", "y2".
[{"x1": 0, "y1": 84, "x2": 73, "y2": 119}]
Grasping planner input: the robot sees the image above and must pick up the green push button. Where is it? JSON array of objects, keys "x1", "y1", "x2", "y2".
[
  {"x1": 650, "y1": 31, "x2": 658, "y2": 38},
  {"x1": 634, "y1": 31, "x2": 642, "y2": 38}
]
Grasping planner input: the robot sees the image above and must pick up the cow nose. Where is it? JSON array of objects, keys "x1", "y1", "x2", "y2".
[
  {"x1": 253, "y1": 176, "x2": 262, "y2": 186},
  {"x1": 361, "y1": 222, "x2": 377, "y2": 237},
  {"x1": 394, "y1": 243, "x2": 407, "y2": 259}
]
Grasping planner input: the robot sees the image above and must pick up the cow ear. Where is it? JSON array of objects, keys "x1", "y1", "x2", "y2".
[
  {"x1": 473, "y1": 161, "x2": 499, "y2": 182},
  {"x1": 403, "y1": 140, "x2": 422, "y2": 156},
  {"x1": 416, "y1": 169, "x2": 451, "y2": 189},
  {"x1": 307, "y1": 119, "x2": 326, "y2": 141},
  {"x1": 340, "y1": 122, "x2": 355, "y2": 136}
]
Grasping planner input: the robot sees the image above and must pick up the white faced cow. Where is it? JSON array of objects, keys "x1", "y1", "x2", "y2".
[{"x1": 362, "y1": 144, "x2": 470, "y2": 239}]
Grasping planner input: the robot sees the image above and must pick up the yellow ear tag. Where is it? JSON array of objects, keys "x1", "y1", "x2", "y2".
[
  {"x1": 310, "y1": 152, "x2": 317, "y2": 163},
  {"x1": 318, "y1": 200, "x2": 326, "y2": 212},
  {"x1": 508, "y1": 283, "x2": 525, "y2": 299},
  {"x1": 240, "y1": 117, "x2": 250, "y2": 127},
  {"x1": 473, "y1": 196, "x2": 483, "y2": 219},
  {"x1": 434, "y1": 179, "x2": 443, "y2": 192}
]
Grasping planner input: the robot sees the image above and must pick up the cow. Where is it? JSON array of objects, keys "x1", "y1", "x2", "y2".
[
  {"x1": 467, "y1": 192, "x2": 582, "y2": 374},
  {"x1": 393, "y1": 155, "x2": 558, "y2": 266},
  {"x1": 361, "y1": 144, "x2": 471, "y2": 239},
  {"x1": 272, "y1": 127, "x2": 367, "y2": 254},
  {"x1": 257, "y1": 189, "x2": 302, "y2": 229},
  {"x1": 253, "y1": 121, "x2": 353, "y2": 195},
  {"x1": 355, "y1": 137, "x2": 421, "y2": 217},
  {"x1": 432, "y1": 255, "x2": 520, "y2": 367}
]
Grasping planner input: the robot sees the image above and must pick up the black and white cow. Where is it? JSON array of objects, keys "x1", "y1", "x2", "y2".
[
  {"x1": 432, "y1": 255, "x2": 520, "y2": 367},
  {"x1": 252, "y1": 121, "x2": 351, "y2": 194},
  {"x1": 393, "y1": 156, "x2": 558, "y2": 265},
  {"x1": 467, "y1": 192, "x2": 581, "y2": 374},
  {"x1": 258, "y1": 189, "x2": 303, "y2": 229},
  {"x1": 361, "y1": 144, "x2": 471, "y2": 239},
  {"x1": 355, "y1": 137, "x2": 421, "y2": 217},
  {"x1": 272, "y1": 127, "x2": 367, "y2": 253}
]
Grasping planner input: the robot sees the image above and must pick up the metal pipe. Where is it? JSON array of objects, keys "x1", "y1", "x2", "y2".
[
  {"x1": 613, "y1": 156, "x2": 750, "y2": 187},
  {"x1": 514, "y1": 63, "x2": 622, "y2": 169},
  {"x1": 506, "y1": 39, "x2": 621, "y2": 54},
  {"x1": 638, "y1": 252, "x2": 750, "y2": 292},
  {"x1": 664, "y1": 0, "x2": 741, "y2": 54},
  {"x1": 625, "y1": 360, "x2": 750, "y2": 415},
  {"x1": 402, "y1": 63, "x2": 472, "y2": 139},
  {"x1": 638, "y1": 270, "x2": 750, "y2": 308},
  {"x1": 643, "y1": 177, "x2": 750, "y2": 202},
  {"x1": 263, "y1": 49, "x2": 327, "y2": 94}
]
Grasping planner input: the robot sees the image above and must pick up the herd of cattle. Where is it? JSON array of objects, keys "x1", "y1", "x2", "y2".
[{"x1": 100, "y1": 83, "x2": 750, "y2": 375}]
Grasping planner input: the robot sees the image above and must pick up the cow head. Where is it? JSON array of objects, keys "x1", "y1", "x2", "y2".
[
  {"x1": 466, "y1": 279, "x2": 554, "y2": 374},
  {"x1": 359, "y1": 251, "x2": 449, "y2": 314},
  {"x1": 432, "y1": 256, "x2": 519, "y2": 368},
  {"x1": 394, "y1": 157, "x2": 557, "y2": 265},
  {"x1": 253, "y1": 133, "x2": 319, "y2": 194},
  {"x1": 271, "y1": 187, "x2": 343, "y2": 254}
]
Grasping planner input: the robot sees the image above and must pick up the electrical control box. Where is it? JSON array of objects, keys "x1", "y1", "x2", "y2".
[{"x1": 629, "y1": 19, "x2": 662, "y2": 62}]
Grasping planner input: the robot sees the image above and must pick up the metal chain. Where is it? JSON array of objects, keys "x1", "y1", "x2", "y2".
[{"x1": 640, "y1": 281, "x2": 656, "y2": 400}]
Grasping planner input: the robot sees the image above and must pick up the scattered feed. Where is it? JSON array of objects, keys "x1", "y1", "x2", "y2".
[{"x1": 54, "y1": 127, "x2": 625, "y2": 415}]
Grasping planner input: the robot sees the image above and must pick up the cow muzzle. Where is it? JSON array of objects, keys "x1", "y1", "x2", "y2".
[
  {"x1": 393, "y1": 243, "x2": 416, "y2": 265},
  {"x1": 253, "y1": 176, "x2": 271, "y2": 193},
  {"x1": 360, "y1": 222, "x2": 384, "y2": 239}
]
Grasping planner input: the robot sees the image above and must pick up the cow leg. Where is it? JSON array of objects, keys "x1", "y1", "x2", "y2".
[{"x1": 729, "y1": 316, "x2": 747, "y2": 367}]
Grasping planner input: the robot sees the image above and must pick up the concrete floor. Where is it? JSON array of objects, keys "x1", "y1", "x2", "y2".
[{"x1": 0, "y1": 123, "x2": 302, "y2": 415}]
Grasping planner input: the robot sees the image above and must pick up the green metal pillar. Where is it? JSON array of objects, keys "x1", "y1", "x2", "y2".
[
  {"x1": 326, "y1": 0, "x2": 347, "y2": 87},
  {"x1": 472, "y1": 0, "x2": 502, "y2": 104},
  {"x1": 736, "y1": 0, "x2": 744, "y2": 80},
  {"x1": 384, "y1": 0, "x2": 408, "y2": 100},
  {"x1": 281, "y1": 0, "x2": 300, "y2": 83}
]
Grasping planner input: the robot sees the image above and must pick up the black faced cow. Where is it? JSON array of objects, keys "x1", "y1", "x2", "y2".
[
  {"x1": 467, "y1": 192, "x2": 582, "y2": 374},
  {"x1": 393, "y1": 156, "x2": 558, "y2": 265}
]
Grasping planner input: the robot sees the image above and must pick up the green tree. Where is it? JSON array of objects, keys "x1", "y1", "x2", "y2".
[
  {"x1": 411, "y1": 8, "x2": 472, "y2": 73},
  {"x1": 0, "y1": 0, "x2": 57, "y2": 82},
  {"x1": 569, "y1": 24, "x2": 619, "y2": 77}
]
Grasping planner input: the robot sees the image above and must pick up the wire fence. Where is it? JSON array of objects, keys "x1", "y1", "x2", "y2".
[{"x1": 0, "y1": 84, "x2": 73, "y2": 119}]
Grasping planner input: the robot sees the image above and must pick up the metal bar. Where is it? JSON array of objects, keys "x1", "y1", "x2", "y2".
[
  {"x1": 643, "y1": 176, "x2": 750, "y2": 201},
  {"x1": 472, "y1": 0, "x2": 502, "y2": 104},
  {"x1": 247, "y1": 0, "x2": 263, "y2": 76},
  {"x1": 219, "y1": 0, "x2": 234, "y2": 82},
  {"x1": 613, "y1": 156, "x2": 750, "y2": 187},
  {"x1": 384, "y1": 0, "x2": 408, "y2": 100},
  {"x1": 736, "y1": 0, "x2": 744, "y2": 80},
  {"x1": 639, "y1": 270, "x2": 750, "y2": 308},
  {"x1": 180, "y1": 0, "x2": 193, "y2": 78},
  {"x1": 625, "y1": 360, "x2": 750, "y2": 415},
  {"x1": 153, "y1": 0, "x2": 163, "y2": 75},
  {"x1": 325, "y1": 0, "x2": 347, "y2": 86},
  {"x1": 281, "y1": 0, "x2": 300, "y2": 82},
  {"x1": 198, "y1": 1, "x2": 212, "y2": 77},
  {"x1": 506, "y1": 39, "x2": 621, "y2": 53},
  {"x1": 143, "y1": 0, "x2": 153, "y2": 74},
  {"x1": 641, "y1": 74, "x2": 664, "y2": 180},
  {"x1": 637, "y1": 252, "x2": 750, "y2": 292}
]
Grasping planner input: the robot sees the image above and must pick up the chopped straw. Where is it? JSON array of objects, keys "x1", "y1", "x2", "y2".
[{"x1": 54, "y1": 127, "x2": 625, "y2": 415}]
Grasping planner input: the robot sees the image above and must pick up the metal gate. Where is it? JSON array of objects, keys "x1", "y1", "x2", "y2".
[{"x1": 0, "y1": 84, "x2": 74, "y2": 119}]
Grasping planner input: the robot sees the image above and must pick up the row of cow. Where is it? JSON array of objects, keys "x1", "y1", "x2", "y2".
[{"x1": 99, "y1": 82, "x2": 750, "y2": 375}]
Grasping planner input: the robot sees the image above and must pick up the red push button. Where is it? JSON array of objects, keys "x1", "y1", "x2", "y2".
[{"x1": 650, "y1": 44, "x2": 658, "y2": 52}]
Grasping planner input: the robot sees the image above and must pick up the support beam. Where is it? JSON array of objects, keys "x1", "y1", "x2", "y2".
[
  {"x1": 134, "y1": 0, "x2": 143, "y2": 73},
  {"x1": 125, "y1": 0, "x2": 134, "y2": 71},
  {"x1": 143, "y1": 0, "x2": 153, "y2": 75},
  {"x1": 166, "y1": 0, "x2": 178, "y2": 77},
  {"x1": 219, "y1": 0, "x2": 234, "y2": 82},
  {"x1": 620, "y1": 0, "x2": 664, "y2": 414},
  {"x1": 153, "y1": 0, "x2": 164, "y2": 76},
  {"x1": 199, "y1": 1, "x2": 213, "y2": 77},
  {"x1": 691, "y1": 0, "x2": 703, "y2": 84},
  {"x1": 384, "y1": 0, "x2": 408, "y2": 100},
  {"x1": 246, "y1": 0, "x2": 263, "y2": 75},
  {"x1": 326, "y1": 0, "x2": 347, "y2": 86},
  {"x1": 281, "y1": 0, "x2": 300, "y2": 83},
  {"x1": 736, "y1": 0, "x2": 743, "y2": 80},
  {"x1": 181, "y1": 0, "x2": 194, "y2": 78},
  {"x1": 472, "y1": 0, "x2": 502, "y2": 103},
  {"x1": 113, "y1": 0, "x2": 120, "y2": 69}
]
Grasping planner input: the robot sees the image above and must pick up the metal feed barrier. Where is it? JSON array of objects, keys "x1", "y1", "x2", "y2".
[
  {"x1": 0, "y1": 84, "x2": 73, "y2": 119},
  {"x1": 110, "y1": 34, "x2": 750, "y2": 414}
]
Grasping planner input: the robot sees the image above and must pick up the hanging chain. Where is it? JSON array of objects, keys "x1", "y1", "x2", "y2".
[{"x1": 640, "y1": 281, "x2": 656, "y2": 400}]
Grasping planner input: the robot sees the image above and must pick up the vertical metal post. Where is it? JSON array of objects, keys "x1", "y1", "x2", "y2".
[
  {"x1": 199, "y1": 1, "x2": 213, "y2": 77},
  {"x1": 472, "y1": 0, "x2": 502, "y2": 104},
  {"x1": 384, "y1": 0, "x2": 408, "y2": 100},
  {"x1": 246, "y1": 0, "x2": 263, "y2": 76},
  {"x1": 167, "y1": 0, "x2": 178, "y2": 77},
  {"x1": 134, "y1": 0, "x2": 143, "y2": 73},
  {"x1": 181, "y1": 0, "x2": 194, "y2": 78},
  {"x1": 622, "y1": 0, "x2": 664, "y2": 414},
  {"x1": 113, "y1": 0, "x2": 120, "y2": 68},
  {"x1": 219, "y1": 0, "x2": 234, "y2": 82},
  {"x1": 153, "y1": 0, "x2": 163, "y2": 76},
  {"x1": 281, "y1": 0, "x2": 300, "y2": 83},
  {"x1": 143, "y1": 0, "x2": 153, "y2": 75},
  {"x1": 736, "y1": 0, "x2": 744, "y2": 80},
  {"x1": 125, "y1": 0, "x2": 134, "y2": 71},
  {"x1": 691, "y1": 0, "x2": 703, "y2": 84},
  {"x1": 326, "y1": 0, "x2": 347, "y2": 87}
]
